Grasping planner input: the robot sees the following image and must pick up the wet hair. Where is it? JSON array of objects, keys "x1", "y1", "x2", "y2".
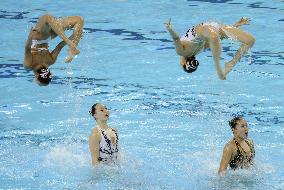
[
  {"x1": 89, "y1": 103, "x2": 99, "y2": 116},
  {"x1": 229, "y1": 116, "x2": 243, "y2": 129},
  {"x1": 183, "y1": 56, "x2": 199, "y2": 73},
  {"x1": 36, "y1": 67, "x2": 52, "y2": 85}
]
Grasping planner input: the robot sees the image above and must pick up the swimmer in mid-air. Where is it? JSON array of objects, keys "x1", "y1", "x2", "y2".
[
  {"x1": 24, "y1": 14, "x2": 84, "y2": 85},
  {"x1": 166, "y1": 17, "x2": 255, "y2": 80},
  {"x1": 218, "y1": 117, "x2": 255, "y2": 175},
  {"x1": 88, "y1": 103, "x2": 119, "y2": 165}
]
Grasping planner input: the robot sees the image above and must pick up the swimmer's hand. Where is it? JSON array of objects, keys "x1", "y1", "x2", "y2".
[
  {"x1": 233, "y1": 17, "x2": 251, "y2": 27},
  {"x1": 239, "y1": 17, "x2": 251, "y2": 25},
  {"x1": 165, "y1": 18, "x2": 172, "y2": 30}
]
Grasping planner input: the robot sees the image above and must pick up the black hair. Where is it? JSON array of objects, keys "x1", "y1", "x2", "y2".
[
  {"x1": 89, "y1": 103, "x2": 99, "y2": 116},
  {"x1": 229, "y1": 116, "x2": 243, "y2": 129},
  {"x1": 183, "y1": 56, "x2": 199, "y2": 73},
  {"x1": 36, "y1": 67, "x2": 52, "y2": 85}
]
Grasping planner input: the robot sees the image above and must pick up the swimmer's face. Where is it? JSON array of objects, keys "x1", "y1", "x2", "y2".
[
  {"x1": 94, "y1": 104, "x2": 109, "y2": 121},
  {"x1": 232, "y1": 119, "x2": 249, "y2": 139}
]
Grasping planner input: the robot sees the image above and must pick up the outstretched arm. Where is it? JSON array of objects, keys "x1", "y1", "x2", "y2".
[
  {"x1": 166, "y1": 19, "x2": 186, "y2": 56},
  {"x1": 232, "y1": 17, "x2": 250, "y2": 28}
]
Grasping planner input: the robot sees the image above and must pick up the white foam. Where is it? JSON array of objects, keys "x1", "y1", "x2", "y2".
[{"x1": 43, "y1": 143, "x2": 89, "y2": 169}]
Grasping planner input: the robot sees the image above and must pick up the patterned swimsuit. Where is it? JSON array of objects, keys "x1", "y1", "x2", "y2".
[
  {"x1": 181, "y1": 22, "x2": 223, "y2": 43},
  {"x1": 229, "y1": 139, "x2": 255, "y2": 170},
  {"x1": 98, "y1": 128, "x2": 119, "y2": 163}
]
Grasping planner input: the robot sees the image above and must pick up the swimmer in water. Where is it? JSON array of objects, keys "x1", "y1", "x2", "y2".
[
  {"x1": 88, "y1": 103, "x2": 119, "y2": 165},
  {"x1": 218, "y1": 117, "x2": 255, "y2": 175},
  {"x1": 166, "y1": 17, "x2": 255, "y2": 80},
  {"x1": 24, "y1": 14, "x2": 84, "y2": 85}
]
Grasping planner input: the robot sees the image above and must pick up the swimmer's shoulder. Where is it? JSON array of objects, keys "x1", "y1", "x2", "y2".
[
  {"x1": 92, "y1": 127, "x2": 100, "y2": 133},
  {"x1": 224, "y1": 140, "x2": 237, "y2": 152},
  {"x1": 90, "y1": 127, "x2": 101, "y2": 139}
]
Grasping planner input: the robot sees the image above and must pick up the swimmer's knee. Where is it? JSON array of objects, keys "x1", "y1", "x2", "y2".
[
  {"x1": 76, "y1": 16, "x2": 84, "y2": 26},
  {"x1": 247, "y1": 36, "x2": 255, "y2": 47},
  {"x1": 41, "y1": 14, "x2": 54, "y2": 23}
]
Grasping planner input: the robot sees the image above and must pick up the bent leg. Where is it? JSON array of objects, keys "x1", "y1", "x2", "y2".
[
  {"x1": 197, "y1": 25, "x2": 225, "y2": 80},
  {"x1": 60, "y1": 16, "x2": 84, "y2": 45},
  {"x1": 38, "y1": 14, "x2": 79, "y2": 52},
  {"x1": 60, "y1": 16, "x2": 84, "y2": 62},
  {"x1": 221, "y1": 26, "x2": 255, "y2": 75}
]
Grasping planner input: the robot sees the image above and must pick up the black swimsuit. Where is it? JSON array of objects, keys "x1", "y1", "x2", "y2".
[{"x1": 229, "y1": 139, "x2": 255, "y2": 170}]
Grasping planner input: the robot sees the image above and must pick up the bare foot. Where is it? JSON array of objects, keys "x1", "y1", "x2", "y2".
[
  {"x1": 218, "y1": 73, "x2": 226, "y2": 80},
  {"x1": 217, "y1": 70, "x2": 226, "y2": 80},
  {"x1": 71, "y1": 47, "x2": 80, "y2": 55},
  {"x1": 65, "y1": 48, "x2": 80, "y2": 63},
  {"x1": 65, "y1": 55, "x2": 75, "y2": 63}
]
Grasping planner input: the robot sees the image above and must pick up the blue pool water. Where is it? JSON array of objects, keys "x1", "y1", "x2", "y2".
[{"x1": 0, "y1": 0, "x2": 283, "y2": 189}]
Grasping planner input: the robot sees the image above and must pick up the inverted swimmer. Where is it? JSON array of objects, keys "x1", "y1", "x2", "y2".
[
  {"x1": 24, "y1": 14, "x2": 84, "y2": 85},
  {"x1": 166, "y1": 18, "x2": 255, "y2": 80},
  {"x1": 218, "y1": 117, "x2": 255, "y2": 175},
  {"x1": 89, "y1": 103, "x2": 119, "y2": 165}
]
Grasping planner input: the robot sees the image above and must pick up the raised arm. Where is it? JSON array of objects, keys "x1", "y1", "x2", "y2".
[
  {"x1": 166, "y1": 19, "x2": 186, "y2": 56},
  {"x1": 232, "y1": 17, "x2": 250, "y2": 28},
  {"x1": 89, "y1": 129, "x2": 101, "y2": 165},
  {"x1": 218, "y1": 143, "x2": 233, "y2": 175}
]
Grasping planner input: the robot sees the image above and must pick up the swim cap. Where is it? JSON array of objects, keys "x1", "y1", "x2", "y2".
[
  {"x1": 183, "y1": 56, "x2": 199, "y2": 73},
  {"x1": 36, "y1": 67, "x2": 52, "y2": 85}
]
